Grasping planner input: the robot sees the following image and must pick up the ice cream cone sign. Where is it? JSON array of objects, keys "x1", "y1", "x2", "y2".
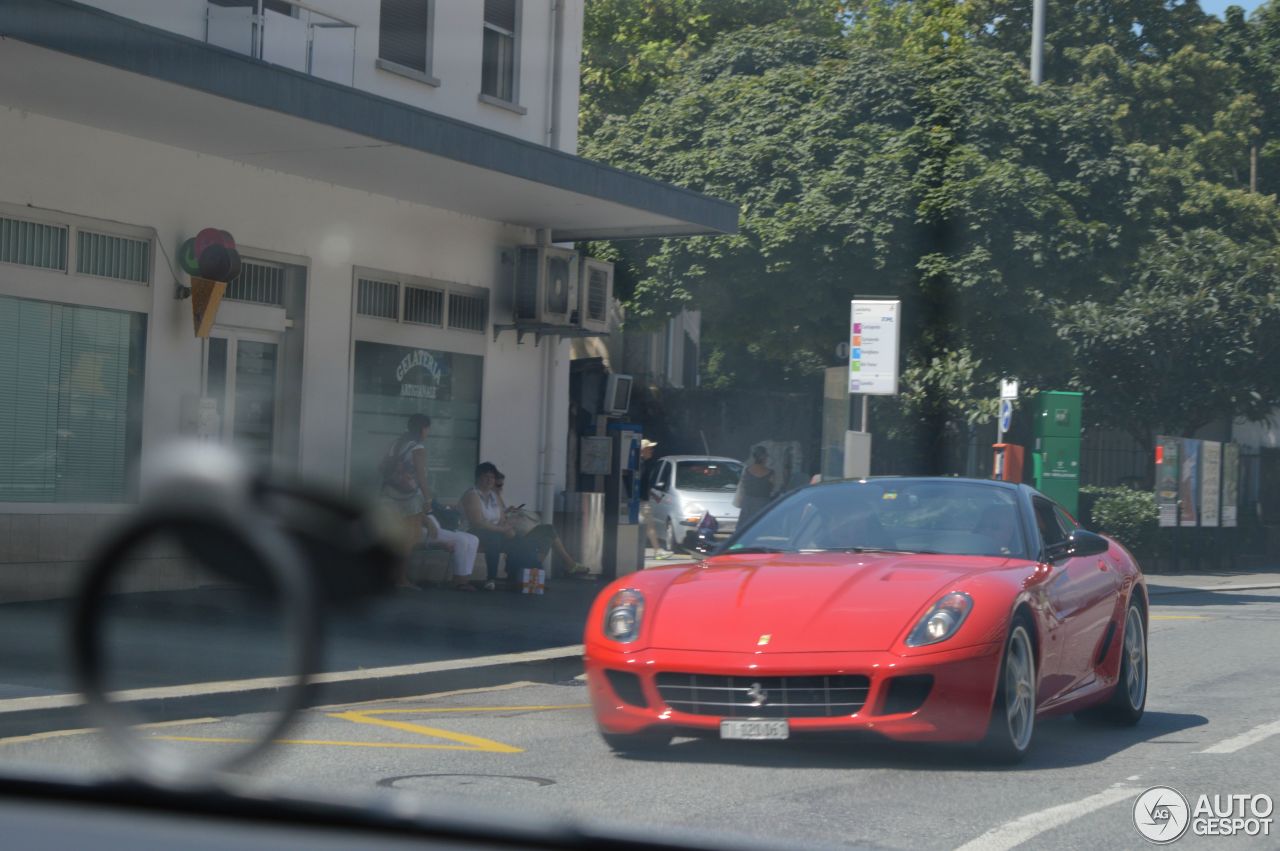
[
  {"x1": 183, "y1": 228, "x2": 241, "y2": 337},
  {"x1": 191, "y1": 277, "x2": 227, "y2": 338}
]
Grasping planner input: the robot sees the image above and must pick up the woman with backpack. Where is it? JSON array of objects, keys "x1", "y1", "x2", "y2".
[{"x1": 381, "y1": 413, "x2": 434, "y2": 589}]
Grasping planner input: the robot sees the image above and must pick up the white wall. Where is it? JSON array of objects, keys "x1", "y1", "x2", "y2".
[
  {"x1": 77, "y1": 0, "x2": 583, "y2": 154},
  {"x1": 86, "y1": 0, "x2": 209, "y2": 40},
  {"x1": 0, "y1": 106, "x2": 569, "y2": 505}
]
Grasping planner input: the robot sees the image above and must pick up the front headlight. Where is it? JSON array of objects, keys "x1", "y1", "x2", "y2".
[
  {"x1": 682, "y1": 502, "x2": 706, "y2": 524},
  {"x1": 604, "y1": 589, "x2": 645, "y2": 643},
  {"x1": 905, "y1": 592, "x2": 973, "y2": 647}
]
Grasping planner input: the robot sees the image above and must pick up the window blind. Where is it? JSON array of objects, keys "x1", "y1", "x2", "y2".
[
  {"x1": 484, "y1": 0, "x2": 516, "y2": 32},
  {"x1": 0, "y1": 296, "x2": 145, "y2": 503},
  {"x1": 379, "y1": 0, "x2": 429, "y2": 72}
]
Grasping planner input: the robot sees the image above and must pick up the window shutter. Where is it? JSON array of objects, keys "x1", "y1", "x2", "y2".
[
  {"x1": 0, "y1": 216, "x2": 67, "y2": 271},
  {"x1": 404, "y1": 285, "x2": 444, "y2": 326},
  {"x1": 77, "y1": 230, "x2": 151, "y2": 283},
  {"x1": 379, "y1": 0, "x2": 429, "y2": 72},
  {"x1": 357, "y1": 278, "x2": 400, "y2": 319},
  {"x1": 484, "y1": 0, "x2": 516, "y2": 31}
]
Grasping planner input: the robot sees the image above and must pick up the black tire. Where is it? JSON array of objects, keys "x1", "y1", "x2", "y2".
[
  {"x1": 600, "y1": 730, "x2": 671, "y2": 755},
  {"x1": 981, "y1": 617, "x2": 1037, "y2": 764},
  {"x1": 1090, "y1": 601, "x2": 1147, "y2": 725}
]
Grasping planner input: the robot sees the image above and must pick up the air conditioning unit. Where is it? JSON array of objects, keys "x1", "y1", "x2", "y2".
[
  {"x1": 578, "y1": 257, "x2": 613, "y2": 334},
  {"x1": 514, "y1": 245, "x2": 578, "y2": 326},
  {"x1": 604, "y1": 372, "x2": 633, "y2": 416}
]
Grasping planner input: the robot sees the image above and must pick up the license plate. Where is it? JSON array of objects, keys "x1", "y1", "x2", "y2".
[{"x1": 720, "y1": 719, "x2": 789, "y2": 740}]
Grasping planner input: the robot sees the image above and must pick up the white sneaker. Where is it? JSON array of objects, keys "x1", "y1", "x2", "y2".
[{"x1": 652, "y1": 549, "x2": 673, "y2": 560}]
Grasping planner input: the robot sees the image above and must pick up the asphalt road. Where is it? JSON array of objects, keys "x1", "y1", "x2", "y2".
[{"x1": 1, "y1": 585, "x2": 1277, "y2": 850}]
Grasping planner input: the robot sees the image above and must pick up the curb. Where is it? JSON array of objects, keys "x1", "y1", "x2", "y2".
[
  {"x1": 1147, "y1": 582, "x2": 1280, "y2": 598},
  {"x1": 0, "y1": 645, "x2": 584, "y2": 740}
]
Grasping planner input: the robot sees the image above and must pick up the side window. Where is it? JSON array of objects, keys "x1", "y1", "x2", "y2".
[
  {"x1": 1032, "y1": 498, "x2": 1068, "y2": 548},
  {"x1": 1054, "y1": 505, "x2": 1079, "y2": 533},
  {"x1": 481, "y1": 0, "x2": 519, "y2": 103},
  {"x1": 655, "y1": 462, "x2": 671, "y2": 490}
]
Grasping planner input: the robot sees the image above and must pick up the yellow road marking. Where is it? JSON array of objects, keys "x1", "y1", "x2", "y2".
[
  {"x1": 348, "y1": 704, "x2": 590, "y2": 715},
  {"x1": 155, "y1": 735, "x2": 508, "y2": 752},
  {"x1": 327, "y1": 710, "x2": 522, "y2": 753},
  {"x1": 1151, "y1": 614, "x2": 1210, "y2": 620},
  {"x1": 153, "y1": 704, "x2": 590, "y2": 753}
]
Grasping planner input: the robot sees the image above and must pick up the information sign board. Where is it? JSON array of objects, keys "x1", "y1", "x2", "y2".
[{"x1": 848, "y1": 300, "x2": 900, "y2": 395}]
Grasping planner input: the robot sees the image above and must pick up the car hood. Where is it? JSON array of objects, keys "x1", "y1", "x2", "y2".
[{"x1": 647, "y1": 552, "x2": 1013, "y2": 652}]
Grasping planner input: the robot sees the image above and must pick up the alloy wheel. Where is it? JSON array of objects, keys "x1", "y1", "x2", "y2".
[
  {"x1": 1004, "y1": 625, "x2": 1036, "y2": 753},
  {"x1": 1123, "y1": 605, "x2": 1147, "y2": 710}
]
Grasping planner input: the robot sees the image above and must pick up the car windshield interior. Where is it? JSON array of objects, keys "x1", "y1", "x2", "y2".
[
  {"x1": 728, "y1": 481, "x2": 1030, "y2": 559},
  {"x1": 675, "y1": 461, "x2": 742, "y2": 492}
]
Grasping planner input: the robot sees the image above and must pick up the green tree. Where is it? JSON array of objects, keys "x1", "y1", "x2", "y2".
[
  {"x1": 580, "y1": 0, "x2": 1280, "y2": 473},
  {"x1": 579, "y1": 0, "x2": 843, "y2": 137},
  {"x1": 583, "y1": 24, "x2": 1152, "y2": 467},
  {"x1": 1060, "y1": 228, "x2": 1280, "y2": 450}
]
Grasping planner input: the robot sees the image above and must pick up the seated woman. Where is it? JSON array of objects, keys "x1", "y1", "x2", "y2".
[
  {"x1": 461, "y1": 462, "x2": 543, "y2": 590},
  {"x1": 495, "y1": 472, "x2": 590, "y2": 577},
  {"x1": 419, "y1": 513, "x2": 481, "y2": 591}
]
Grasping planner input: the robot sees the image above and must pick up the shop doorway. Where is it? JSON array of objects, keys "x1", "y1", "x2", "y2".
[{"x1": 204, "y1": 329, "x2": 283, "y2": 472}]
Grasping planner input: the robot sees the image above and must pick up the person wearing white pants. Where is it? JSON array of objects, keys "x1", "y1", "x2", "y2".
[{"x1": 422, "y1": 515, "x2": 481, "y2": 591}]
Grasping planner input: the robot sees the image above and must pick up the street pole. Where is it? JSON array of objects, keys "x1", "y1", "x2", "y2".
[{"x1": 1030, "y1": 0, "x2": 1045, "y2": 84}]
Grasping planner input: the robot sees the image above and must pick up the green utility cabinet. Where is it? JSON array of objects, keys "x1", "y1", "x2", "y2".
[{"x1": 1032, "y1": 391, "x2": 1082, "y2": 516}]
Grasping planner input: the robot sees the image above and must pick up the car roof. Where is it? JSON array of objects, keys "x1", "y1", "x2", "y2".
[{"x1": 658, "y1": 455, "x2": 742, "y2": 464}]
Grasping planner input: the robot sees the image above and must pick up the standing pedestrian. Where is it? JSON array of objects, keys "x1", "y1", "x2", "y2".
[
  {"x1": 381, "y1": 413, "x2": 434, "y2": 589},
  {"x1": 734, "y1": 444, "x2": 777, "y2": 527},
  {"x1": 639, "y1": 439, "x2": 671, "y2": 559}
]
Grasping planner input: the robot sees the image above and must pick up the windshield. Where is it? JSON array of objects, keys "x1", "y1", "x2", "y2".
[
  {"x1": 728, "y1": 480, "x2": 1031, "y2": 558},
  {"x1": 675, "y1": 460, "x2": 743, "y2": 492},
  {"x1": 2, "y1": 1, "x2": 1278, "y2": 850}
]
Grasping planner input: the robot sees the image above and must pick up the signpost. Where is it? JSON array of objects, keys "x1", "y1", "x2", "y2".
[
  {"x1": 998, "y1": 400, "x2": 1013, "y2": 440},
  {"x1": 846, "y1": 299, "x2": 900, "y2": 478},
  {"x1": 849, "y1": 299, "x2": 901, "y2": 398}
]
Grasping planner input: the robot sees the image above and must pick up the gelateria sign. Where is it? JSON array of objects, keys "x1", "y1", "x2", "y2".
[{"x1": 395, "y1": 348, "x2": 449, "y2": 400}]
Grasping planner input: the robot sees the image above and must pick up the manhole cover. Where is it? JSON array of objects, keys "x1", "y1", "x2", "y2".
[{"x1": 379, "y1": 773, "x2": 556, "y2": 791}]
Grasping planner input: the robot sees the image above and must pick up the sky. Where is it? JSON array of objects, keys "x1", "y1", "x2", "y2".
[{"x1": 1198, "y1": 0, "x2": 1266, "y2": 18}]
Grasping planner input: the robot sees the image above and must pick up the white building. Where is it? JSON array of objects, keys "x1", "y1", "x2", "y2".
[{"x1": 0, "y1": 0, "x2": 735, "y2": 599}]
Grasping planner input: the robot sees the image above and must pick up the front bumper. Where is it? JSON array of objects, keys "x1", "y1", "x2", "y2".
[{"x1": 586, "y1": 642, "x2": 1003, "y2": 743}]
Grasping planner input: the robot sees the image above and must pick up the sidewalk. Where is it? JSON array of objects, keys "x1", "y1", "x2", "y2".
[
  {"x1": 0, "y1": 577, "x2": 605, "y2": 737},
  {"x1": 1144, "y1": 569, "x2": 1280, "y2": 597}
]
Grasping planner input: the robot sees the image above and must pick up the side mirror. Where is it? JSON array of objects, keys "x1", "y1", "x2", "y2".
[
  {"x1": 1068, "y1": 530, "x2": 1110, "y2": 558},
  {"x1": 1045, "y1": 529, "x2": 1110, "y2": 561}
]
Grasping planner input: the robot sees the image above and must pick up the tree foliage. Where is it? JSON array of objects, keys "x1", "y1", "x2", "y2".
[{"x1": 580, "y1": 0, "x2": 1280, "y2": 466}]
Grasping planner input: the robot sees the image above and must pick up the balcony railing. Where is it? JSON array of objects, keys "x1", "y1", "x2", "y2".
[{"x1": 206, "y1": 0, "x2": 357, "y2": 87}]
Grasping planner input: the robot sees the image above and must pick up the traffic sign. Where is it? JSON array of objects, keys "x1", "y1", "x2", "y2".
[
  {"x1": 999, "y1": 399, "x2": 1013, "y2": 433},
  {"x1": 1000, "y1": 379, "x2": 1019, "y2": 400}
]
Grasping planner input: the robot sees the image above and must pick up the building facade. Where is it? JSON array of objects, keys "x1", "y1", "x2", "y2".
[{"x1": 0, "y1": 0, "x2": 735, "y2": 599}]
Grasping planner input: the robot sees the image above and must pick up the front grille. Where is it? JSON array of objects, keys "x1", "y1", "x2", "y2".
[{"x1": 655, "y1": 673, "x2": 870, "y2": 719}]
